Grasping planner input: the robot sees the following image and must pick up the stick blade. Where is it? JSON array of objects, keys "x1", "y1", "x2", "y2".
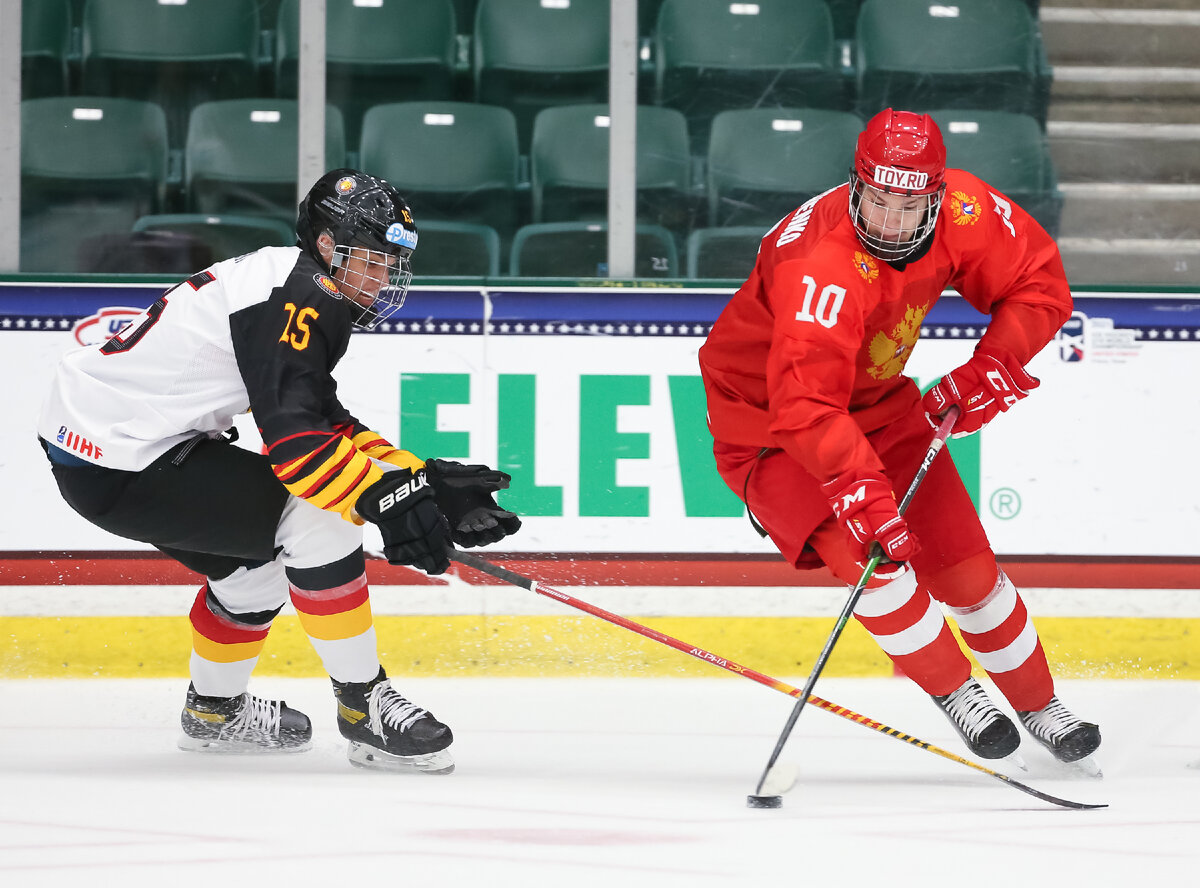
[{"x1": 759, "y1": 761, "x2": 799, "y2": 796}]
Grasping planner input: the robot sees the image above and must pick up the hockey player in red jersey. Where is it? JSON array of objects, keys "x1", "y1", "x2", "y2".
[
  {"x1": 699, "y1": 109, "x2": 1100, "y2": 766},
  {"x1": 38, "y1": 169, "x2": 521, "y2": 773}
]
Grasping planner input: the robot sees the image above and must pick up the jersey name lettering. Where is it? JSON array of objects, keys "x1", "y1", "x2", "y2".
[
  {"x1": 776, "y1": 201, "x2": 817, "y2": 247},
  {"x1": 775, "y1": 186, "x2": 840, "y2": 248}
]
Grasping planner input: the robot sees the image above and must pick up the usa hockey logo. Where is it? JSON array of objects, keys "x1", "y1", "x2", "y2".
[
  {"x1": 72, "y1": 306, "x2": 146, "y2": 347},
  {"x1": 386, "y1": 223, "x2": 418, "y2": 250},
  {"x1": 949, "y1": 190, "x2": 982, "y2": 226}
]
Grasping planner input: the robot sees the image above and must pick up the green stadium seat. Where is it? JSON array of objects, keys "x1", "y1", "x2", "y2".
[
  {"x1": 473, "y1": 0, "x2": 610, "y2": 151},
  {"x1": 20, "y1": 97, "x2": 169, "y2": 272},
  {"x1": 928, "y1": 109, "x2": 1063, "y2": 236},
  {"x1": 707, "y1": 108, "x2": 862, "y2": 228},
  {"x1": 22, "y1": 0, "x2": 71, "y2": 99},
  {"x1": 450, "y1": 0, "x2": 480, "y2": 35},
  {"x1": 274, "y1": 0, "x2": 457, "y2": 151},
  {"x1": 358, "y1": 101, "x2": 520, "y2": 243},
  {"x1": 654, "y1": 0, "x2": 847, "y2": 152},
  {"x1": 185, "y1": 99, "x2": 346, "y2": 221},
  {"x1": 255, "y1": 0, "x2": 282, "y2": 27},
  {"x1": 75, "y1": 229, "x2": 217, "y2": 275},
  {"x1": 133, "y1": 213, "x2": 297, "y2": 262},
  {"x1": 804, "y1": 2, "x2": 1045, "y2": 43},
  {"x1": 80, "y1": 0, "x2": 262, "y2": 147},
  {"x1": 638, "y1": 0, "x2": 665, "y2": 36},
  {"x1": 411, "y1": 221, "x2": 502, "y2": 278},
  {"x1": 855, "y1": 0, "x2": 1050, "y2": 124},
  {"x1": 825, "y1": 0, "x2": 863, "y2": 40},
  {"x1": 510, "y1": 222, "x2": 679, "y2": 278},
  {"x1": 530, "y1": 104, "x2": 694, "y2": 234},
  {"x1": 686, "y1": 226, "x2": 765, "y2": 280}
]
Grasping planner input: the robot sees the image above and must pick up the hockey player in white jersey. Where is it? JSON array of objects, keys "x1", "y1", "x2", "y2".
[{"x1": 37, "y1": 169, "x2": 521, "y2": 774}]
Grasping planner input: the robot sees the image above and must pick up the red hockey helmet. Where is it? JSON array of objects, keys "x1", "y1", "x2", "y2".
[{"x1": 849, "y1": 109, "x2": 947, "y2": 261}]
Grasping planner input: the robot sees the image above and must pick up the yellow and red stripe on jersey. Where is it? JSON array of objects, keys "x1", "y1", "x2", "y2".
[
  {"x1": 272, "y1": 432, "x2": 383, "y2": 522},
  {"x1": 347, "y1": 429, "x2": 424, "y2": 472}
]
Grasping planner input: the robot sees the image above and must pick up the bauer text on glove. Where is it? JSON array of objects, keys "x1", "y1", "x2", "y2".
[
  {"x1": 424, "y1": 458, "x2": 522, "y2": 548},
  {"x1": 355, "y1": 469, "x2": 452, "y2": 574},
  {"x1": 922, "y1": 348, "x2": 1038, "y2": 438},
  {"x1": 821, "y1": 470, "x2": 917, "y2": 564}
]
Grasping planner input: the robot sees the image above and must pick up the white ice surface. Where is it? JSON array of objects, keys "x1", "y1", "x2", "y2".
[{"x1": 1, "y1": 677, "x2": 1197, "y2": 887}]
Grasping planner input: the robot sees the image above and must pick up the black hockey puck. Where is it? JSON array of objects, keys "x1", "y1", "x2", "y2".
[{"x1": 746, "y1": 794, "x2": 782, "y2": 809}]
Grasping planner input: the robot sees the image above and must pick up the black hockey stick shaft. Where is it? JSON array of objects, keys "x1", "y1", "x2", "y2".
[
  {"x1": 449, "y1": 540, "x2": 1104, "y2": 809},
  {"x1": 751, "y1": 406, "x2": 961, "y2": 799}
]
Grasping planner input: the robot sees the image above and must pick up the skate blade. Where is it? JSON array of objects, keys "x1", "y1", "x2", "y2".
[
  {"x1": 1062, "y1": 755, "x2": 1103, "y2": 779},
  {"x1": 347, "y1": 741, "x2": 455, "y2": 774},
  {"x1": 759, "y1": 761, "x2": 799, "y2": 796},
  {"x1": 1003, "y1": 750, "x2": 1029, "y2": 771},
  {"x1": 178, "y1": 734, "x2": 313, "y2": 754}
]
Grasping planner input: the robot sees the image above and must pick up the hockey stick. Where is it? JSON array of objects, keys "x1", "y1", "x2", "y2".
[
  {"x1": 747, "y1": 406, "x2": 962, "y2": 807},
  {"x1": 449, "y1": 543, "x2": 1105, "y2": 810}
]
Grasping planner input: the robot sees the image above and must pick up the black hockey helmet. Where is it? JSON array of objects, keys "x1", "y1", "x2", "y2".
[{"x1": 296, "y1": 168, "x2": 419, "y2": 329}]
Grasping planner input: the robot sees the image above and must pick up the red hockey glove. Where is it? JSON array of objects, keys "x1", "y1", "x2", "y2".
[
  {"x1": 820, "y1": 470, "x2": 917, "y2": 565},
  {"x1": 922, "y1": 349, "x2": 1039, "y2": 438}
]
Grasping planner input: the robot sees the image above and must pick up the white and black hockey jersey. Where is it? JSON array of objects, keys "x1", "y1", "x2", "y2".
[{"x1": 38, "y1": 246, "x2": 422, "y2": 522}]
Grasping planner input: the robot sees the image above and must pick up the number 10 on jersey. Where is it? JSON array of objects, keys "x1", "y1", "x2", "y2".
[{"x1": 795, "y1": 275, "x2": 847, "y2": 330}]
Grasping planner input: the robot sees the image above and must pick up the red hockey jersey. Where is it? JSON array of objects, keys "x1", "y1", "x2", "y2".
[{"x1": 698, "y1": 169, "x2": 1072, "y2": 486}]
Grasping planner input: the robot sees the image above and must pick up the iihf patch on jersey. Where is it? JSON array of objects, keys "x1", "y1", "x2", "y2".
[
  {"x1": 386, "y1": 223, "x2": 418, "y2": 250},
  {"x1": 313, "y1": 273, "x2": 341, "y2": 297},
  {"x1": 949, "y1": 191, "x2": 982, "y2": 226}
]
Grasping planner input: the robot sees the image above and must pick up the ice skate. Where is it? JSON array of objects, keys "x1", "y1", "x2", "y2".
[
  {"x1": 1018, "y1": 696, "x2": 1102, "y2": 776},
  {"x1": 179, "y1": 684, "x2": 313, "y2": 753},
  {"x1": 332, "y1": 668, "x2": 454, "y2": 774},
  {"x1": 932, "y1": 678, "x2": 1022, "y2": 762}
]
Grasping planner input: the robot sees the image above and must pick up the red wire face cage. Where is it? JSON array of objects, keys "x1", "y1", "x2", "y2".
[{"x1": 849, "y1": 109, "x2": 947, "y2": 262}]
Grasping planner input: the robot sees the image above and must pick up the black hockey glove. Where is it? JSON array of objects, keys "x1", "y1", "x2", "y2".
[
  {"x1": 355, "y1": 469, "x2": 452, "y2": 575},
  {"x1": 424, "y1": 458, "x2": 522, "y2": 548}
]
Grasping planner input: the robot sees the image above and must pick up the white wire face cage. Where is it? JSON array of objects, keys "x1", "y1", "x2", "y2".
[
  {"x1": 329, "y1": 245, "x2": 413, "y2": 330},
  {"x1": 848, "y1": 175, "x2": 944, "y2": 262}
]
